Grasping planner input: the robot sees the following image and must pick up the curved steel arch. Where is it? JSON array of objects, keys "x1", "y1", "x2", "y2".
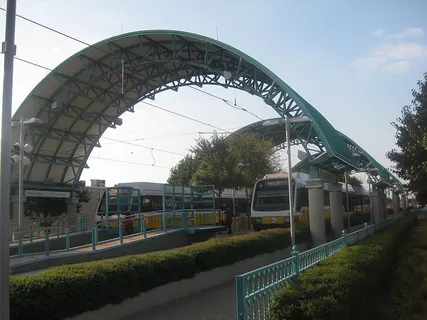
[
  {"x1": 12, "y1": 30, "x2": 359, "y2": 189},
  {"x1": 232, "y1": 117, "x2": 404, "y2": 192}
]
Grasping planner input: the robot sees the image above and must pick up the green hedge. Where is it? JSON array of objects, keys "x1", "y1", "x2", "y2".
[
  {"x1": 268, "y1": 216, "x2": 417, "y2": 320},
  {"x1": 377, "y1": 220, "x2": 427, "y2": 319},
  {"x1": 11, "y1": 225, "x2": 310, "y2": 320}
]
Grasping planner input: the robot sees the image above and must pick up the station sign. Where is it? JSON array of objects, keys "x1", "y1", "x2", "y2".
[{"x1": 25, "y1": 190, "x2": 71, "y2": 198}]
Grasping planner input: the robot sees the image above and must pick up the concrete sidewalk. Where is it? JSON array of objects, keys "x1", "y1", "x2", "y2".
[{"x1": 124, "y1": 280, "x2": 235, "y2": 320}]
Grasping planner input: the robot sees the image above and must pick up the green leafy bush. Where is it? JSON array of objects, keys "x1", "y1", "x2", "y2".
[
  {"x1": 376, "y1": 220, "x2": 427, "y2": 320},
  {"x1": 11, "y1": 226, "x2": 310, "y2": 320},
  {"x1": 268, "y1": 216, "x2": 416, "y2": 320}
]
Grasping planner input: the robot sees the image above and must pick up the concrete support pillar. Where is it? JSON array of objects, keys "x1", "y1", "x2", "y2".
[
  {"x1": 400, "y1": 194, "x2": 406, "y2": 212},
  {"x1": 382, "y1": 192, "x2": 387, "y2": 220},
  {"x1": 371, "y1": 188, "x2": 382, "y2": 224},
  {"x1": 307, "y1": 178, "x2": 326, "y2": 246},
  {"x1": 392, "y1": 192, "x2": 399, "y2": 216},
  {"x1": 328, "y1": 183, "x2": 344, "y2": 238}
]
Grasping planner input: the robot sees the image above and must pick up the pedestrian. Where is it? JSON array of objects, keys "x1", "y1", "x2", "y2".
[
  {"x1": 124, "y1": 215, "x2": 133, "y2": 235},
  {"x1": 225, "y1": 206, "x2": 233, "y2": 235}
]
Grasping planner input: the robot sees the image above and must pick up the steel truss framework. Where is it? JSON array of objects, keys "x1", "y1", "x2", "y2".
[
  {"x1": 233, "y1": 118, "x2": 404, "y2": 193},
  {"x1": 12, "y1": 30, "x2": 363, "y2": 190}
]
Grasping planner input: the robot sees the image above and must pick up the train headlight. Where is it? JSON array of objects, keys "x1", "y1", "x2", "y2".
[
  {"x1": 256, "y1": 218, "x2": 261, "y2": 224},
  {"x1": 272, "y1": 217, "x2": 276, "y2": 223}
]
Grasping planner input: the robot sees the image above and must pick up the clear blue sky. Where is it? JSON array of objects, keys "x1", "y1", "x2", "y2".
[{"x1": 0, "y1": 0, "x2": 426, "y2": 187}]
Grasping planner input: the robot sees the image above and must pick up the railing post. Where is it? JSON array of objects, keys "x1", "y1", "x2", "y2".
[
  {"x1": 66, "y1": 228, "x2": 70, "y2": 251},
  {"x1": 45, "y1": 232, "x2": 50, "y2": 256},
  {"x1": 95, "y1": 224, "x2": 98, "y2": 244},
  {"x1": 37, "y1": 221, "x2": 41, "y2": 239},
  {"x1": 143, "y1": 217, "x2": 147, "y2": 238},
  {"x1": 291, "y1": 245, "x2": 300, "y2": 275},
  {"x1": 364, "y1": 222, "x2": 368, "y2": 238},
  {"x1": 119, "y1": 220, "x2": 123, "y2": 244},
  {"x1": 324, "y1": 242, "x2": 329, "y2": 257},
  {"x1": 140, "y1": 214, "x2": 144, "y2": 235},
  {"x1": 342, "y1": 230, "x2": 347, "y2": 247},
  {"x1": 182, "y1": 211, "x2": 188, "y2": 230},
  {"x1": 236, "y1": 276, "x2": 245, "y2": 320},
  {"x1": 29, "y1": 225, "x2": 33, "y2": 243},
  {"x1": 163, "y1": 213, "x2": 167, "y2": 233},
  {"x1": 79, "y1": 216, "x2": 83, "y2": 234},
  {"x1": 91, "y1": 228, "x2": 96, "y2": 251},
  {"x1": 18, "y1": 231, "x2": 23, "y2": 256}
]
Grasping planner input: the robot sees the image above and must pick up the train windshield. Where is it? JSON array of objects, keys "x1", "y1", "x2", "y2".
[{"x1": 253, "y1": 179, "x2": 294, "y2": 212}]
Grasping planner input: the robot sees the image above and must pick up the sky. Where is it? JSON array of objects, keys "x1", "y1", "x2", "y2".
[{"x1": 0, "y1": 0, "x2": 426, "y2": 188}]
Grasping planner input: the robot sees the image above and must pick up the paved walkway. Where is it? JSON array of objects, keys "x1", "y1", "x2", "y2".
[{"x1": 125, "y1": 281, "x2": 235, "y2": 320}]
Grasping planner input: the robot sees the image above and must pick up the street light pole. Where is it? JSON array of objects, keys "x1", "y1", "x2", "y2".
[
  {"x1": 285, "y1": 117, "x2": 295, "y2": 247},
  {"x1": 18, "y1": 118, "x2": 24, "y2": 232},
  {"x1": 262, "y1": 116, "x2": 311, "y2": 248},
  {"x1": 0, "y1": 1, "x2": 17, "y2": 319}
]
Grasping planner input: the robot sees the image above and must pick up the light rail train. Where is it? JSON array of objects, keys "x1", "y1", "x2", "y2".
[
  {"x1": 250, "y1": 172, "x2": 370, "y2": 231},
  {"x1": 95, "y1": 182, "x2": 249, "y2": 229}
]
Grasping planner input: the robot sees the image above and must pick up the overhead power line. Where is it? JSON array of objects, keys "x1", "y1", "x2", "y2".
[
  {"x1": 0, "y1": 6, "x2": 264, "y2": 121},
  {"x1": 90, "y1": 156, "x2": 170, "y2": 169}
]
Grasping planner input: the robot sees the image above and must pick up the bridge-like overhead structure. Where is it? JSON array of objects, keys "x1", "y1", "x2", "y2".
[
  {"x1": 13, "y1": 29, "x2": 385, "y2": 192},
  {"x1": 232, "y1": 118, "x2": 404, "y2": 193}
]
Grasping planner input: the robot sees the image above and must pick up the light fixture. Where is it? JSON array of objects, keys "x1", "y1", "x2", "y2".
[
  {"x1": 23, "y1": 143, "x2": 33, "y2": 153},
  {"x1": 13, "y1": 142, "x2": 21, "y2": 152},
  {"x1": 11, "y1": 154, "x2": 20, "y2": 164},
  {"x1": 22, "y1": 156, "x2": 30, "y2": 166}
]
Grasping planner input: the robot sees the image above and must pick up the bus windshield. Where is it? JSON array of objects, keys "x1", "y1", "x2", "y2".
[{"x1": 253, "y1": 179, "x2": 293, "y2": 212}]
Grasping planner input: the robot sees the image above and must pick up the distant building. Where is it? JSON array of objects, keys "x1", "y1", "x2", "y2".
[{"x1": 90, "y1": 179, "x2": 106, "y2": 188}]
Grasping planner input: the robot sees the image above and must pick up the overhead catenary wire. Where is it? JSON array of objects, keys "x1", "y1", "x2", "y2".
[
  {"x1": 0, "y1": 6, "x2": 264, "y2": 122},
  {"x1": 90, "y1": 156, "x2": 170, "y2": 169}
]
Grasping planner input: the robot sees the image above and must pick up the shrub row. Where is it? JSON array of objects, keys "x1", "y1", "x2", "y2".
[
  {"x1": 268, "y1": 215, "x2": 417, "y2": 320},
  {"x1": 11, "y1": 225, "x2": 310, "y2": 320},
  {"x1": 376, "y1": 220, "x2": 427, "y2": 319}
]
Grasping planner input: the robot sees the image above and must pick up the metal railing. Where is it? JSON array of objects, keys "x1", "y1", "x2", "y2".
[
  {"x1": 236, "y1": 214, "x2": 404, "y2": 320},
  {"x1": 9, "y1": 209, "x2": 212, "y2": 262}
]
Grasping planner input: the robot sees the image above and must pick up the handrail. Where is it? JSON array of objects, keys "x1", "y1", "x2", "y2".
[{"x1": 235, "y1": 214, "x2": 403, "y2": 320}]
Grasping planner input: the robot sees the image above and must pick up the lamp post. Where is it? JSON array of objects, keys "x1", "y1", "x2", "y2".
[
  {"x1": 11, "y1": 118, "x2": 43, "y2": 234},
  {"x1": 1, "y1": 1, "x2": 17, "y2": 319},
  {"x1": 262, "y1": 116, "x2": 311, "y2": 247}
]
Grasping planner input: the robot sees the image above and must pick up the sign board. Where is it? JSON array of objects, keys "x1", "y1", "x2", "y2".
[{"x1": 25, "y1": 190, "x2": 71, "y2": 198}]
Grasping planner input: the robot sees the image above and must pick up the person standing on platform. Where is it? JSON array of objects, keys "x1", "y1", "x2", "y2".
[
  {"x1": 225, "y1": 206, "x2": 233, "y2": 235},
  {"x1": 124, "y1": 215, "x2": 133, "y2": 235}
]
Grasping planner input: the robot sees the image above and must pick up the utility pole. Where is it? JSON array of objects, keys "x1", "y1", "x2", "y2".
[{"x1": 0, "y1": 1, "x2": 17, "y2": 319}]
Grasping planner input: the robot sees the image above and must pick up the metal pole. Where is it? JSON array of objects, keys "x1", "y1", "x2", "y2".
[
  {"x1": 286, "y1": 117, "x2": 295, "y2": 247},
  {"x1": 1, "y1": 1, "x2": 17, "y2": 319},
  {"x1": 345, "y1": 173, "x2": 350, "y2": 228},
  {"x1": 18, "y1": 118, "x2": 24, "y2": 233}
]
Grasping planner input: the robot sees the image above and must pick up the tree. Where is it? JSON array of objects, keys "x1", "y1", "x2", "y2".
[
  {"x1": 24, "y1": 189, "x2": 92, "y2": 226},
  {"x1": 338, "y1": 174, "x2": 363, "y2": 187},
  {"x1": 167, "y1": 155, "x2": 199, "y2": 185},
  {"x1": 228, "y1": 132, "x2": 280, "y2": 190},
  {"x1": 167, "y1": 133, "x2": 282, "y2": 208},
  {"x1": 76, "y1": 188, "x2": 92, "y2": 213},
  {"x1": 24, "y1": 197, "x2": 67, "y2": 227},
  {"x1": 387, "y1": 72, "x2": 427, "y2": 204},
  {"x1": 190, "y1": 135, "x2": 236, "y2": 200}
]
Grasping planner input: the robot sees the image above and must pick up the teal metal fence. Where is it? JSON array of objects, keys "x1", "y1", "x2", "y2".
[
  {"x1": 9, "y1": 210, "x2": 189, "y2": 261},
  {"x1": 235, "y1": 214, "x2": 404, "y2": 320}
]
